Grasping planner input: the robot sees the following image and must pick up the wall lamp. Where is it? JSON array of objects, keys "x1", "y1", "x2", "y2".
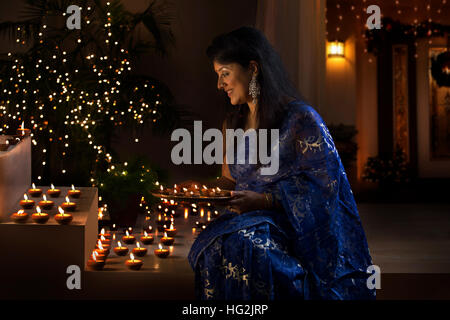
[{"x1": 327, "y1": 40, "x2": 345, "y2": 58}]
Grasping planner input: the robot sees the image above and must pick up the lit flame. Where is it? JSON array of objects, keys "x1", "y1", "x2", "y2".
[
  {"x1": 21, "y1": 121, "x2": 24, "y2": 130},
  {"x1": 194, "y1": 185, "x2": 198, "y2": 189},
  {"x1": 170, "y1": 200, "x2": 174, "y2": 205},
  {"x1": 148, "y1": 226, "x2": 153, "y2": 231},
  {"x1": 158, "y1": 244, "x2": 163, "y2": 250},
  {"x1": 101, "y1": 228, "x2": 105, "y2": 235},
  {"x1": 97, "y1": 240, "x2": 103, "y2": 250},
  {"x1": 58, "y1": 206, "x2": 65, "y2": 214},
  {"x1": 184, "y1": 208, "x2": 188, "y2": 219},
  {"x1": 130, "y1": 253, "x2": 135, "y2": 260},
  {"x1": 117, "y1": 241, "x2": 122, "y2": 247},
  {"x1": 174, "y1": 184, "x2": 177, "y2": 189},
  {"x1": 203, "y1": 185, "x2": 207, "y2": 190},
  {"x1": 170, "y1": 224, "x2": 174, "y2": 230},
  {"x1": 144, "y1": 231, "x2": 148, "y2": 237},
  {"x1": 200, "y1": 208, "x2": 204, "y2": 217},
  {"x1": 100, "y1": 235, "x2": 105, "y2": 241},
  {"x1": 65, "y1": 196, "x2": 70, "y2": 203},
  {"x1": 112, "y1": 234, "x2": 116, "y2": 240},
  {"x1": 183, "y1": 188, "x2": 187, "y2": 192},
  {"x1": 36, "y1": 206, "x2": 41, "y2": 214},
  {"x1": 216, "y1": 187, "x2": 221, "y2": 192},
  {"x1": 43, "y1": 194, "x2": 47, "y2": 201},
  {"x1": 136, "y1": 242, "x2": 140, "y2": 248},
  {"x1": 126, "y1": 230, "x2": 130, "y2": 236},
  {"x1": 160, "y1": 185, "x2": 163, "y2": 191},
  {"x1": 92, "y1": 252, "x2": 96, "y2": 261},
  {"x1": 18, "y1": 209, "x2": 24, "y2": 214},
  {"x1": 32, "y1": 183, "x2": 36, "y2": 189},
  {"x1": 164, "y1": 232, "x2": 168, "y2": 237},
  {"x1": 71, "y1": 184, "x2": 75, "y2": 190},
  {"x1": 23, "y1": 194, "x2": 28, "y2": 200},
  {"x1": 158, "y1": 214, "x2": 161, "y2": 221},
  {"x1": 51, "y1": 184, "x2": 55, "y2": 189}
]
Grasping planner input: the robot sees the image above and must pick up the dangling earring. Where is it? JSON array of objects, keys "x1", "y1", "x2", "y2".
[{"x1": 249, "y1": 73, "x2": 260, "y2": 105}]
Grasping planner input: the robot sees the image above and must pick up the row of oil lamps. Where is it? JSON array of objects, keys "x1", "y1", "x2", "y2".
[
  {"x1": 11, "y1": 184, "x2": 81, "y2": 224},
  {"x1": 158, "y1": 184, "x2": 231, "y2": 197},
  {"x1": 87, "y1": 227, "x2": 178, "y2": 271}
]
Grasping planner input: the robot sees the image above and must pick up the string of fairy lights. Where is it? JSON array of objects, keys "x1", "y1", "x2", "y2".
[
  {"x1": 0, "y1": 1, "x2": 163, "y2": 205},
  {"x1": 326, "y1": 0, "x2": 450, "y2": 62}
]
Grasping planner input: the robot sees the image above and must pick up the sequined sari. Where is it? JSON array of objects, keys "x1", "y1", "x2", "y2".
[{"x1": 188, "y1": 101, "x2": 375, "y2": 300}]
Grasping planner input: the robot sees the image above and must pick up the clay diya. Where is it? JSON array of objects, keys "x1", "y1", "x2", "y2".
[
  {"x1": 113, "y1": 241, "x2": 129, "y2": 256},
  {"x1": 122, "y1": 230, "x2": 136, "y2": 245},
  {"x1": 16, "y1": 122, "x2": 31, "y2": 136},
  {"x1": 125, "y1": 253, "x2": 143, "y2": 270},
  {"x1": 47, "y1": 184, "x2": 61, "y2": 198},
  {"x1": 132, "y1": 242, "x2": 147, "y2": 257},
  {"x1": 54, "y1": 206, "x2": 73, "y2": 225},
  {"x1": 95, "y1": 240, "x2": 110, "y2": 257},
  {"x1": 160, "y1": 232, "x2": 174, "y2": 246},
  {"x1": 61, "y1": 196, "x2": 76, "y2": 212},
  {"x1": 28, "y1": 183, "x2": 43, "y2": 197},
  {"x1": 140, "y1": 231, "x2": 154, "y2": 245},
  {"x1": 164, "y1": 224, "x2": 177, "y2": 237},
  {"x1": 154, "y1": 244, "x2": 170, "y2": 258},
  {"x1": 11, "y1": 209, "x2": 29, "y2": 223},
  {"x1": 31, "y1": 206, "x2": 49, "y2": 224},
  {"x1": 38, "y1": 194, "x2": 54, "y2": 210},
  {"x1": 215, "y1": 187, "x2": 231, "y2": 197},
  {"x1": 98, "y1": 228, "x2": 112, "y2": 240},
  {"x1": 68, "y1": 184, "x2": 81, "y2": 198},
  {"x1": 87, "y1": 252, "x2": 105, "y2": 271},
  {"x1": 19, "y1": 194, "x2": 35, "y2": 209}
]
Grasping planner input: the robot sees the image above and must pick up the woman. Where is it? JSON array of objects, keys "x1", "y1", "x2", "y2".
[{"x1": 187, "y1": 26, "x2": 375, "y2": 300}]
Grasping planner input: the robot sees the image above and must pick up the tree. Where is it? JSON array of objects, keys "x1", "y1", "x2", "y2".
[{"x1": 0, "y1": 0, "x2": 186, "y2": 224}]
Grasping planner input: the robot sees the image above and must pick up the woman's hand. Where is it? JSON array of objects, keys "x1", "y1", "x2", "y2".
[{"x1": 227, "y1": 190, "x2": 266, "y2": 214}]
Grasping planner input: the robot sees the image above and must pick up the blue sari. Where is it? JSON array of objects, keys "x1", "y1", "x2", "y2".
[{"x1": 188, "y1": 101, "x2": 375, "y2": 300}]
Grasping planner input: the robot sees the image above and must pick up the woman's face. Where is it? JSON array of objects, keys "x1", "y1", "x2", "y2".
[{"x1": 213, "y1": 61, "x2": 253, "y2": 105}]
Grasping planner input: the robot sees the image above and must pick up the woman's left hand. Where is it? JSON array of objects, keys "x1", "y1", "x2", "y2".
[{"x1": 227, "y1": 190, "x2": 266, "y2": 214}]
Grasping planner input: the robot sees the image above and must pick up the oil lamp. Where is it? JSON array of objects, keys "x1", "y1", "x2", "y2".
[
  {"x1": 28, "y1": 183, "x2": 42, "y2": 197},
  {"x1": 38, "y1": 194, "x2": 54, "y2": 210},
  {"x1": 19, "y1": 194, "x2": 34, "y2": 209},
  {"x1": 31, "y1": 206, "x2": 49, "y2": 224}
]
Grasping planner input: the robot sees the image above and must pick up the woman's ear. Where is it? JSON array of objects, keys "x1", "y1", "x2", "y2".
[{"x1": 249, "y1": 60, "x2": 259, "y2": 75}]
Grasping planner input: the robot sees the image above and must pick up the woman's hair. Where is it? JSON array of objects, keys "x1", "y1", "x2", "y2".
[{"x1": 206, "y1": 26, "x2": 301, "y2": 131}]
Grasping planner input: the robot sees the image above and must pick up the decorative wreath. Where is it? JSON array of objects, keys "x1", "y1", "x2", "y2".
[{"x1": 431, "y1": 50, "x2": 450, "y2": 87}]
